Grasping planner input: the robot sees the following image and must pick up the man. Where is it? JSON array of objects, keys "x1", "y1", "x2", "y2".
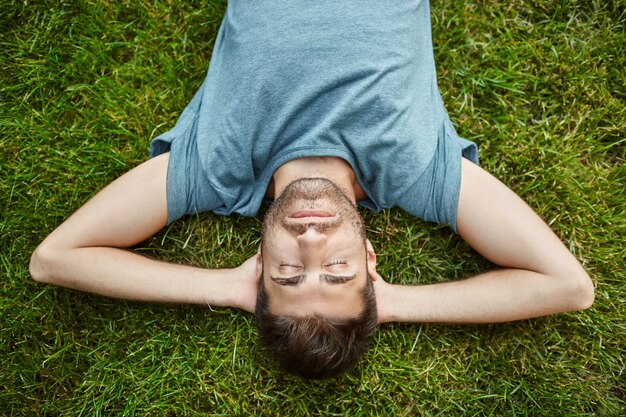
[{"x1": 29, "y1": 0, "x2": 594, "y2": 379}]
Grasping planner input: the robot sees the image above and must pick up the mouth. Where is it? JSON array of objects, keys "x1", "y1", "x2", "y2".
[{"x1": 289, "y1": 210, "x2": 335, "y2": 218}]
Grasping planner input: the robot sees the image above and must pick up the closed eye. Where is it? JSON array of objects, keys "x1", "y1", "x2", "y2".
[{"x1": 324, "y1": 260, "x2": 346, "y2": 267}]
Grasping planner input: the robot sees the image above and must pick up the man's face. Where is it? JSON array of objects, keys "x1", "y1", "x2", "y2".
[{"x1": 261, "y1": 178, "x2": 368, "y2": 318}]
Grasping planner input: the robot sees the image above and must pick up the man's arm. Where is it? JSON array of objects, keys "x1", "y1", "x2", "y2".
[
  {"x1": 374, "y1": 158, "x2": 594, "y2": 323},
  {"x1": 29, "y1": 154, "x2": 259, "y2": 312}
]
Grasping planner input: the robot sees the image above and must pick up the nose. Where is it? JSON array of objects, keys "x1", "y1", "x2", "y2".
[{"x1": 296, "y1": 227, "x2": 326, "y2": 248}]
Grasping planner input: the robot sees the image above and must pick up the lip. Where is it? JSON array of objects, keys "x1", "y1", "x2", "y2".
[{"x1": 289, "y1": 210, "x2": 335, "y2": 218}]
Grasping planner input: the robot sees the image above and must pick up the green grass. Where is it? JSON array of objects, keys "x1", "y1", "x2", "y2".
[{"x1": 1, "y1": 0, "x2": 624, "y2": 415}]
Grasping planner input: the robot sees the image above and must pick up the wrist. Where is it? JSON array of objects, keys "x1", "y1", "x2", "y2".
[
  {"x1": 377, "y1": 283, "x2": 428, "y2": 323},
  {"x1": 227, "y1": 267, "x2": 247, "y2": 310},
  {"x1": 200, "y1": 268, "x2": 238, "y2": 308},
  {"x1": 375, "y1": 281, "x2": 400, "y2": 323}
]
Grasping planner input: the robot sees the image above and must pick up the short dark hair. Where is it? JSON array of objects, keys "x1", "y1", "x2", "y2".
[{"x1": 254, "y1": 274, "x2": 377, "y2": 379}]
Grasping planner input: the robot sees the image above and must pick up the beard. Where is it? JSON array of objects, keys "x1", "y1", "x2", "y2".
[{"x1": 261, "y1": 178, "x2": 366, "y2": 245}]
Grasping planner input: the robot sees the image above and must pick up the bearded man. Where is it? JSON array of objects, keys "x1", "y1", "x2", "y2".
[{"x1": 30, "y1": 0, "x2": 594, "y2": 379}]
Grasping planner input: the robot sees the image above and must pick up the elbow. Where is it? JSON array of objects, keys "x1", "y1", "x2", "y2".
[
  {"x1": 29, "y1": 242, "x2": 59, "y2": 284},
  {"x1": 563, "y1": 267, "x2": 595, "y2": 312}
]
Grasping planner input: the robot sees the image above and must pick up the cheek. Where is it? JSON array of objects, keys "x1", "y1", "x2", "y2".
[{"x1": 262, "y1": 230, "x2": 294, "y2": 258}]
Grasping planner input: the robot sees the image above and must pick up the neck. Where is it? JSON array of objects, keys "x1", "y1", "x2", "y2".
[{"x1": 268, "y1": 157, "x2": 365, "y2": 203}]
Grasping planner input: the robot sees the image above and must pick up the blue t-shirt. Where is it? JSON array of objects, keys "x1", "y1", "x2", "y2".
[{"x1": 150, "y1": 0, "x2": 478, "y2": 231}]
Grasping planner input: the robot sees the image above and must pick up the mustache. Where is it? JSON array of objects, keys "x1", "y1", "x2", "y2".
[{"x1": 283, "y1": 221, "x2": 336, "y2": 234}]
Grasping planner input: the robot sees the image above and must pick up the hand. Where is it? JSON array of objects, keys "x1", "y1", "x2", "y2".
[
  {"x1": 230, "y1": 252, "x2": 262, "y2": 313},
  {"x1": 365, "y1": 239, "x2": 395, "y2": 323},
  {"x1": 370, "y1": 269, "x2": 395, "y2": 324}
]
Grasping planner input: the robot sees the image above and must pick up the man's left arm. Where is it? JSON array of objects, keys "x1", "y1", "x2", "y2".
[{"x1": 374, "y1": 158, "x2": 594, "y2": 323}]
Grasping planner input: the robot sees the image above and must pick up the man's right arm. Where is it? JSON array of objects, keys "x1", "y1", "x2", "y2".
[{"x1": 29, "y1": 153, "x2": 259, "y2": 312}]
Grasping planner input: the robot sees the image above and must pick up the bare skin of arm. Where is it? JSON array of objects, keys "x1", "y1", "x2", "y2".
[
  {"x1": 374, "y1": 158, "x2": 595, "y2": 323},
  {"x1": 29, "y1": 154, "x2": 260, "y2": 312}
]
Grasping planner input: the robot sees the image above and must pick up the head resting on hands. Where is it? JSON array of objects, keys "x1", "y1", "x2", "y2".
[{"x1": 254, "y1": 178, "x2": 379, "y2": 379}]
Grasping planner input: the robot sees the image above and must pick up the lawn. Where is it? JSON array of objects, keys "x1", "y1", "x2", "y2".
[{"x1": 1, "y1": 0, "x2": 624, "y2": 415}]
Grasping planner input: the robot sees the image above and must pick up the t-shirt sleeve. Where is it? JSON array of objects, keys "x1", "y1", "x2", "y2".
[
  {"x1": 149, "y1": 82, "x2": 225, "y2": 224},
  {"x1": 395, "y1": 120, "x2": 478, "y2": 233},
  {"x1": 163, "y1": 122, "x2": 224, "y2": 224}
]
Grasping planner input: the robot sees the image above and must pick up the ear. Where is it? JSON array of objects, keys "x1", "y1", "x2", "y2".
[{"x1": 366, "y1": 239, "x2": 381, "y2": 281}]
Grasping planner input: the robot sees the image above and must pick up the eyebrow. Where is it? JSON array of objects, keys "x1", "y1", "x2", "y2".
[{"x1": 269, "y1": 274, "x2": 357, "y2": 286}]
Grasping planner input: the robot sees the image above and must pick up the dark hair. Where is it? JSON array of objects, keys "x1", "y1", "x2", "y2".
[{"x1": 255, "y1": 274, "x2": 377, "y2": 379}]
